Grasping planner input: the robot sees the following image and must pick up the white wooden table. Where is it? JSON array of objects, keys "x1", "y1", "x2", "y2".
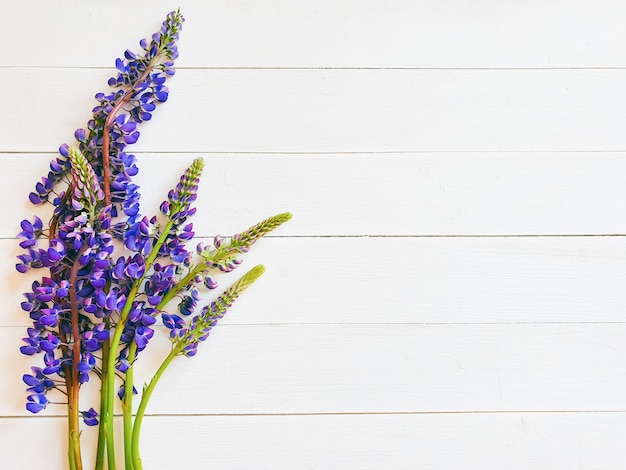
[{"x1": 1, "y1": 1, "x2": 625, "y2": 468}]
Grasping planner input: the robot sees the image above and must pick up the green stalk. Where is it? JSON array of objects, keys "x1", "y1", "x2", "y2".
[
  {"x1": 126, "y1": 255, "x2": 227, "y2": 463},
  {"x1": 67, "y1": 378, "x2": 83, "y2": 470},
  {"x1": 122, "y1": 341, "x2": 139, "y2": 470},
  {"x1": 157, "y1": 213, "x2": 291, "y2": 310},
  {"x1": 156, "y1": 241, "x2": 247, "y2": 310},
  {"x1": 64, "y1": 244, "x2": 87, "y2": 470},
  {"x1": 68, "y1": 436, "x2": 77, "y2": 470},
  {"x1": 106, "y1": 420, "x2": 116, "y2": 470},
  {"x1": 123, "y1": 252, "x2": 216, "y2": 465},
  {"x1": 102, "y1": 221, "x2": 174, "y2": 470},
  {"x1": 158, "y1": 212, "x2": 291, "y2": 309},
  {"x1": 157, "y1": 265, "x2": 203, "y2": 310},
  {"x1": 131, "y1": 345, "x2": 183, "y2": 470},
  {"x1": 95, "y1": 320, "x2": 110, "y2": 470},
  {"x1": 132, "y1": 265, "x2": 266, "y2": 467}
]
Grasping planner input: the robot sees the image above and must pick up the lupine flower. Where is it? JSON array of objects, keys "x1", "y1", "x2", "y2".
[
  {"x1": 26, "y1": 393, "x2": 49, "y2": 414},
  {"x1": 68, "y1": 147, "x2": 104, "y2": 213},
  {"x1": 230, "y1": 212, "x2": 293, "y2": 251},
  {"x1": 156, "y1": 158, "x2": 204, "y2": 262},
  {"x1": 81, "y1": 408, "x2": 99, "y2": 426},
  {"x1": 17, "y1": 10, "x2": 185, "y2": 425},
  {"x1": 15, "y1": 10, "x2": 290, "y2": 470},
  {"x1": 29, "y1": 10, "x2": 185, "y2": 235},
  {"x1": 17, "y1": 216, "x2": 43, "y2": 249},
  {"x1": 23, "y1": 367, "x2": 55, "y2": 394},
  {"x1": 167, "y1": 265, "x2": 266, "y2": 356},
  {"x1": 178, "y1": 288, "x2": 200, "y2": 316},
  {"x1": 189, "y1": 213, "x2": 293, "y2": 289}
]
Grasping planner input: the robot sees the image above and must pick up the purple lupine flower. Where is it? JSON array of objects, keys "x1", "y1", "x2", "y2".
[
  {"x1": 133, "y1": 325, "x2": 154, "y2": 350},
  {"x1": 17, "y1": 10, "x2": 185, "y2": 417},
  {"x1": 178, "y1": 288, "x2": 200, "y2": 316},
  {"x1": 157, "y1": 158, "x2": 204, "y2": 262},
  {"x1": 161, "y1": 313, "x2": 186, "y2": 339},
  {"x1": 204, "y1": 276, "x2": 218, "y2": 290},
  {"x1": 29, "y1": 9, "x2": 184, "y2": 234},
  {"x1": 81, "y1": 408, "x2": 99, "y2": 426},
  {"x1": 23, "y1": 367, "x2": 55, "y2": 394},
  {"x1": 14, "y1": 14, "x2": 287, "y2": 469},
  {"x1": 117, "y1": 384, "x2": 138, "y2": 400},
  {"x1": 172, "y1": 266, "x2": 266, "y2": 356},
  {"x1": 83, "y1": 324, "x2": 110, "y2": 352},
  {"x1": 17, "y1": 216, "x2": 43, "y2": 249},
  {"x1": 26, "y1": 393, "x2": 49, "y2": 413},
  {"x1": 68, "y1": 147, "x2": 104, "y2": 211},
  {"x1": 192, "y1": 213, "x2": 293, "y2": 285}
]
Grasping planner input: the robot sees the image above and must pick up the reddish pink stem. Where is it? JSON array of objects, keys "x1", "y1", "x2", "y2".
[{"x1": 101, "y1": 61, "x2": 158, "y2": 206}]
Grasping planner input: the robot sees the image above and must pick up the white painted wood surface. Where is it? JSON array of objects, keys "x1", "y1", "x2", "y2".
[
  {"x1": 4, "y1": 68, "x2": 626, "y2": 153},
  {"x1": 2, "y1": 1, "x2": 626, "y2": 469},
  {"x1": 6, "y1": 152, "x2": 626, "y2": 237}
]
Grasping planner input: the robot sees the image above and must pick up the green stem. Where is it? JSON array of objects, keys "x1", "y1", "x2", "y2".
[
  {"x1": 102, "y1": 221, "x2": 174, "y2": 470},
  {"x1": 64, "y1": 245, "x2": 86, "y2": 470},
  {"x1": 157, "y1": 265, "x2": 203, "y2": 309},
  {"x1": 95, "y1": 323, "x2": 110, "y2": 470},
  {"x1": 106, "y1": 422, "x2": 116, "y2": 470},
  {"x1": 122, "y1": 341, "x2": 139, "y2": 470},
  {"x1": 68, "y1": 437, "x2": 77, "y2": 470},
  {"x1": 131, "y1": 265, "x2": 265, "y2": 468},
  {"x1": 102, "y1": 338, "x2": 118, "y2": 469},
  {"x1": 156, "y1": 242, "x2": 236, "y2": 310},
  {"x1": 131, "y1": 345, "x2": 182, "y2": 470},
  {"x1": 96, "y1": 54, "x2": 162, "y2": 469},
  {"x1": 67, "y1": 380, "x2": 83, "y2": 470}
]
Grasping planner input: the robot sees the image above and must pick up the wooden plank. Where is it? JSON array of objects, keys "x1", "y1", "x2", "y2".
[
  {"x1": 3, "y1": 324, "x2": 626, "y2": 417},
  {"x1": 3, "y1": 69, "x2": 626, "y2": 153},
  {"x1": 4, "y1": 2, "x2": 625, "y2": 467},
  {"x1": 6, "y1": 152, "x2": 626, "y2": 238},
  {"x1": 5, "y1": 236, "x2": 626, "y2": 328},
  {"x1": 4, "y1": 1, "x2": 626, "y2": 69},
  {"x1": 2, "y1": 413, "x2": 625, "y2": 469}
]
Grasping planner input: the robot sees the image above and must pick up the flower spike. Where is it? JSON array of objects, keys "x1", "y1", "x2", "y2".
[
  {"x1": 16, "y1": 10, "x2": 290, "y2": 470},
  {"x1": 68, "y1": 147, "x2": 104, "y2": 213}
]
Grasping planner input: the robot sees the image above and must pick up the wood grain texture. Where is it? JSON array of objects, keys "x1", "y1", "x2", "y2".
[
  {"x1": 3, "y1": 69, "x2": 626, "y2": 153},
  {"x1": 3, "y1": 324, "x2": 626, "y2": 417},
  {"x1": 2, "y1": 1, "x2": 626, "y2": 469},
  {"x1": 2, "y1": 413, "x2": 626, "y2": 469},
  {"x1": 4, "y1": 237, "x2": 626, "y2": 328},
  {"x1": 5, "y1": 152, "x2": 626, "y2": 238},
  {"x1": 4, "y1": 0, "x2": 626, "y2": 69}
]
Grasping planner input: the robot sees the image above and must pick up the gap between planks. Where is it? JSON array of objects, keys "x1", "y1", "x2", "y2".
[
  {"x1": 3, "y1": 409, "x2": 626, "y2": 420},
  {"x1": 5, "y1": 66, "x2": 626, "y2": 71}
]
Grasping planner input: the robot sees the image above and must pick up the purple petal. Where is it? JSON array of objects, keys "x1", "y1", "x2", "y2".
[
  {"x1": 115, "y1": 57, "x2": 126, "y2": 73},
  {"x1": 29, "y1": 193, "x2": 43, "y2": 204},
  {"x1": 123, "y1": 131, "x2": 140, "y2": 144},
  {"x1": 74, "y1": 128, "x2": 87, "y2": 142},
  {"x1": 155, "y1": 91, "x2": 168, "y2": 102},
  {"x1": 26, "y1": 402, "x2": 46, "y2": 413}
]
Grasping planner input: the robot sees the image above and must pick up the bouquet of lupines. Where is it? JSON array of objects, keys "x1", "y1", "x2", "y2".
[{"x1": 16, "y1": 10, "x2": 290, "y2": 470}]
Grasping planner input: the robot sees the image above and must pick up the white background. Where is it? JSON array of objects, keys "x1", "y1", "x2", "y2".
[{"x1": 1, "y1": 1, "x2": 626, "y2": 468}]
